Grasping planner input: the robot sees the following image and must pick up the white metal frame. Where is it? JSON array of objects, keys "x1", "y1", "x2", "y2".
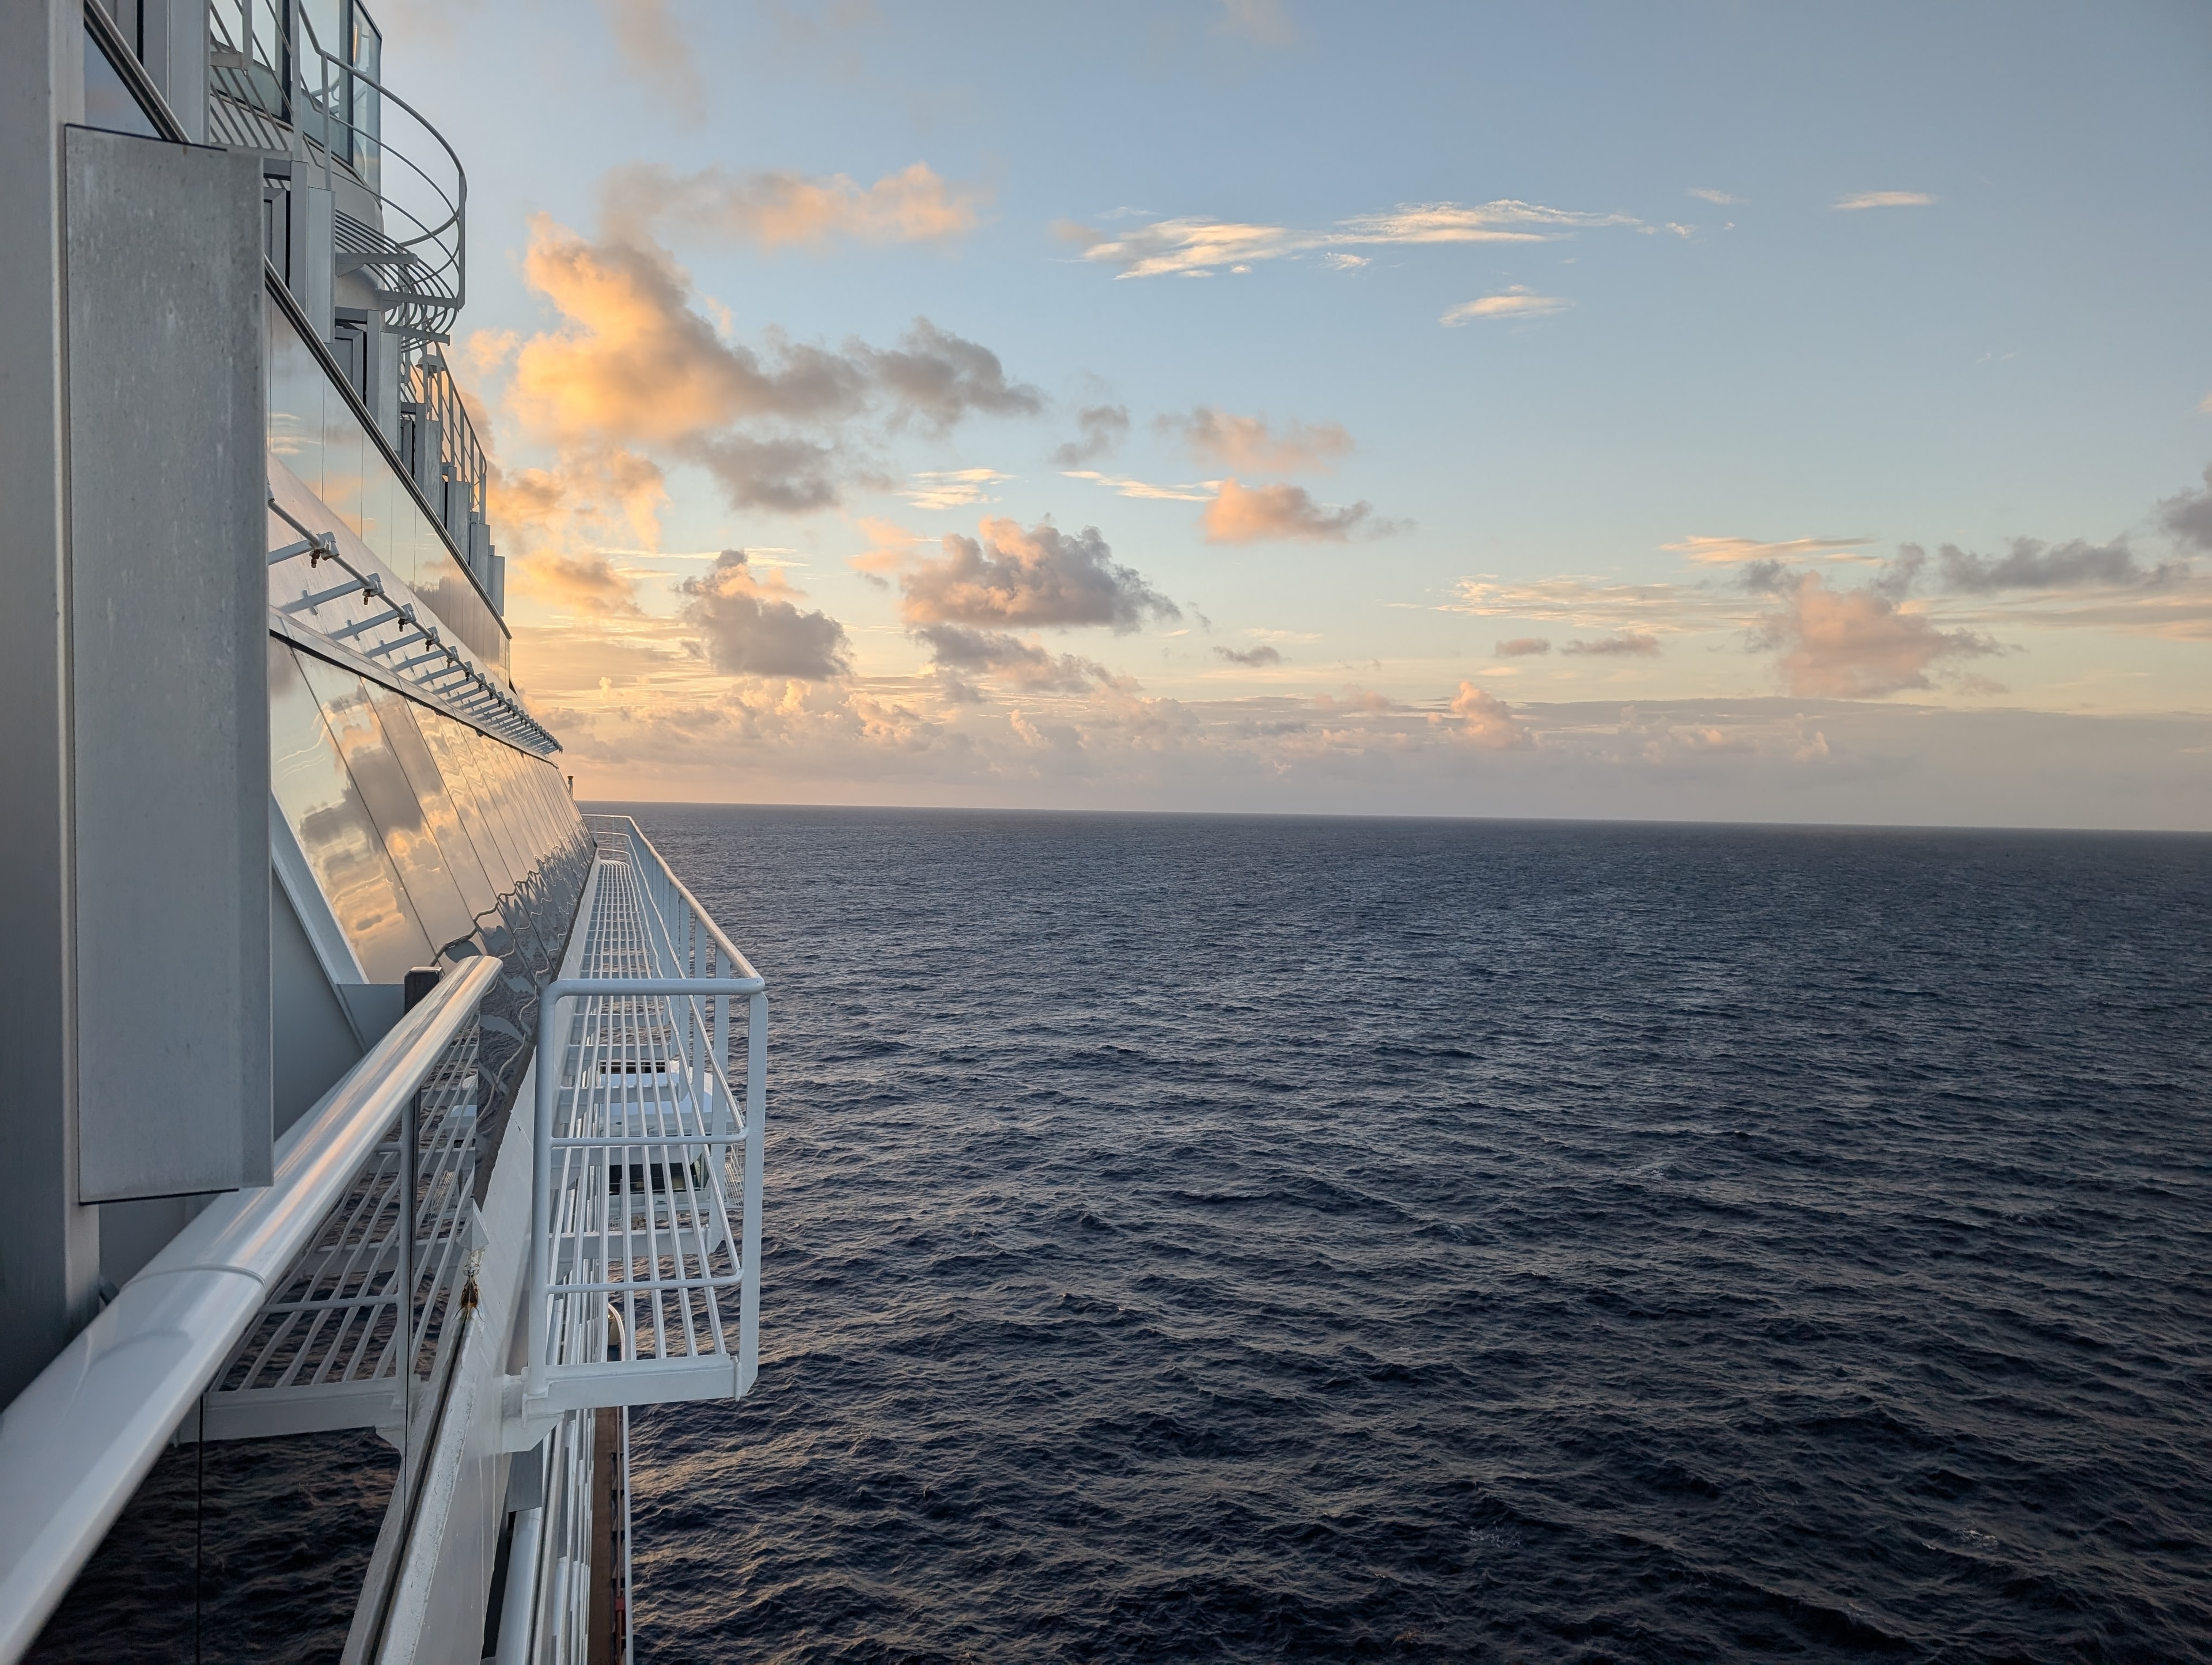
[
  {"x1": 0, "y1": 957, "x2": 503, "y2": 1664},
  {"x1": 511, "y1": 817, "x2": 767, "y2": 1432}
]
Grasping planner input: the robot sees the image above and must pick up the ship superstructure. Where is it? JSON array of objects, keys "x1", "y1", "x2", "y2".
[{"x1": 0, "y1": 5, "x2": 764, "y2": 1659}]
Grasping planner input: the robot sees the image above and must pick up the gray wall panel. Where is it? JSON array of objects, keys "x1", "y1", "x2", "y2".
[{"x1": 66, "y1": 126, "x2": 270, "y2": 1200}]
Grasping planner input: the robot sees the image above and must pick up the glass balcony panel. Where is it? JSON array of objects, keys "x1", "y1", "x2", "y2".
[
  {"x1": 413, "y1": 709, "x2": 521, "y2": 892},
  {"x1": 362, "y1": 684, "x2": 501, "y2": 923},
  {"x1": 268, "y1": 640, "x2": 434, "y2": 981},
  {"x1": 265, "y1": 297, "x2": 510, "y2": 673},
  {"x1": 297, "y1": 654, "x2": 478, "y2": 961},
  {"x1": 267, "y1": 306, "x2": 327, "y2": 501},
  {"x1": 319, "y1": 373, "x2": 368, "y2": 540}
]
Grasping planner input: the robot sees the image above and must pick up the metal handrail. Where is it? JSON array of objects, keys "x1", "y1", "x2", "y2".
[{"x1": 0, "y1": 957, "x2": 504, "y2": 1664}]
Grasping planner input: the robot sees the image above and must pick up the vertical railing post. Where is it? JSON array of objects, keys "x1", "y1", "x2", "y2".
[
  {"x1": 738, "y1": 989, "x2": 766, "y2": 1393},
  {"x1": 528, "y1": 983, "x2": 566, "y2": 1401}
]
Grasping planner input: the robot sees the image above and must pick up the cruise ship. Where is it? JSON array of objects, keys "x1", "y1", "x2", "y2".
[{"x1": 0, "y1": 3, "x2": 764, "y2": 1659}]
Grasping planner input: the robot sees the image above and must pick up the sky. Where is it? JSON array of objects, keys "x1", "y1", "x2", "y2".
[{"x1": 385, "y1": 0, "x2": 2212, "y2": 827}]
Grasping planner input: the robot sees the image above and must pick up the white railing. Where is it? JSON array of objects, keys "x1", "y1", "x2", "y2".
[
  {"x1": 510, "y1": 817, "x2": 767, "y2": 1434},
  {"x1": 0, "y1": 957, "x2": 504, "y2": 1665}
]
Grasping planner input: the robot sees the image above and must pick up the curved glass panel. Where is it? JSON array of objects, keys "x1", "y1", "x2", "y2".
[
  {"x1": 363, "y1": 684, "x2": 500, "y2": 921},
  {"x1": 414, "y1": 707, "x2": 521, "y2": 892},
  {"x1": 297, "y1": 655, "x2": 477, "y2": 959},
  {"x1": 268, "y1": 640, "x2": 432, "y2": 981}
]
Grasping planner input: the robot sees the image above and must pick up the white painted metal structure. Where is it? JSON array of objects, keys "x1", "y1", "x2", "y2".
[
  {"x1": 2, "y1": 6, "x2": 774, "y2": 1659},
  {"x1": 492, "y1": 816, "x2": 767, "y2": 1665},
  {"x1": 0, "y1": 959, "x2": 502, "y2": 1660},
  {"x1": 522, "y1": 816, "x2": 767, "y2": 1421}
]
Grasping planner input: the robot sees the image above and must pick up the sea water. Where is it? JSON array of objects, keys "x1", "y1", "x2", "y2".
[{"x1": 618, "y1": 807, "x2": 2212, "y2": 1663}]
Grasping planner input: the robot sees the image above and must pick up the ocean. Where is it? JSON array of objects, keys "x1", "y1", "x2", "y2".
[{"x1": 619, "y1": 807, "x2": 2211, "y2": 1663}]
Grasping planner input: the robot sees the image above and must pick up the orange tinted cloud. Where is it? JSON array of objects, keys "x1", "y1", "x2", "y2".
[
  {"x1": 1202, "y1": 478, "x2": 1381, "y2": 543},
  {"x1": 1449, "y1": 682, "x2": 1533, "y2": 749},
  {"x1": 899, "y1": 518, "x2": 1177, "y2": 631},
  {"x1": 510, "y1": 551, "x2": 645, "y2": 618},
  {"x1": 1170, "y1": 407, "x2": 1352, "y2": 474},
  {"x1": 510, "y1": 219, "x2": 865, "y2": 448},
  {"x1": 1752, "y1": 572, "x2": 1998, "y2": 697}
]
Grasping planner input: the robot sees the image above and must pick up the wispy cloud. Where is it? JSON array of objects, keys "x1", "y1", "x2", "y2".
[
  {"x1": 1061, "y1": 470, "x2": 1215, "y2": 503},
  {"x1": 1441, "y1": 287, "x2": 1571, "y2": 325},
  {"x1": 598, "y1": 161, "x2": 987, "y2": 251},
  {"x1": 1688, "y1": 187, "x2": 1741, "y2": 205},
  {"x1": 1664, "y1": 533, "x2": 1874, "y2": 566},
  {"x1": 1051, "y1": 404, "x2": 1130, "y2": 468},
  {"x1": 1215, "y1": 0, "x2": 1297, "y2": 47},
  {"x1": 1495, "y1": 636, "x2": 1551, "y2": 657},
  {"x1": 594, "y1": 0, "x2": 703, "y2": 122},
  {"x1": 1166, "y1": 407, "x2": 1353, "y2": 474},
  {"x1": 1446, "y1": 575, "x2": 1751, "y2": 633},
  {"x1": 1563, "y1": 633, "x2": 1662, "y2": 657},
  {"x1": 1059, "y1": 199, "x2": 1638, "y2": 279},
  {"x1": 1835, "y1": 190, "x2": 1936, "y2": 211},
  {"x1": 902, "y1": 468, "x2": 1011, "y2": 510}
]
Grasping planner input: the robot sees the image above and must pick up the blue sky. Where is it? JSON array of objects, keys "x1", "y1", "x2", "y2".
[{"x1": 387, "y1": 0, "x2": 2212, "y2": 825}]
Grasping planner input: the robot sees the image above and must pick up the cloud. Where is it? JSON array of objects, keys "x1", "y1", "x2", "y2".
[
  {"x1": 1563, "y1": 633, "x2": 1661, "y2": 657},
  {"x1": 1216, "y1": 0, "x2": 1297, "y2": 46},
  {"x1": 489, "y1": 445, "x2": 669, "y2": 557},
  {"x1": 897, "y1": 517, "x2": 1179, "y2": 630},
  {"x1": 1749, "y1": 571, "x2": 1998, "y2": 697},
  {"x1": 901, "y1": 468, "x2": 1011, "y2": 510},
  {"x1": 594, "y1": 0, "x2": 703, "y2": 122},
  {"x1": 1202, "y1": 479, "x2": 1393, "y2": 543},
  {"x1": 1052, "y1": 404, "x2": 1131, "y2": 467},
  {"x1": 512, "y1": 551, "x2": 645, "y2": 617},
  {"x1": 1059, "y1": 198, "x2": 1638, "y2": 279},
  {"x1": 501, "y1": 219, "x2": 1039, "y2": 516},
  {"x1": 1441, "y1": 287, "x2": 1570, "y2": 325},
  {"x1": 1688, "y1": 188, "x2": 1741, "y2": 205},
  {"x1": 1062, "y1": 470, "x2": 1215, "y2": 502},
  {"x1": 1835, "y1": 191, "x2": 1936, "y2": 211},
  {"x1": 680, "y1": 550, "x2": 853, "y2": 678},
  {"x1": 597, "y1": 160, "x2": 986, "y2": 251},
  {"x1": 1448, "y1": 682, "x2": 1533, "y2": 749},
  {"x1": 858, "y1": 318, "x2": 1043, "y2": 433},
  {"x1": 1168, "y1": 407, "x2": 1353, "y2": 473},
  {"x1": 1936, "y1": 537, "x2": 2178, "y2": 591},
  {"x1": 512, "y1": 223, "x2": 867, "y2": 446},
  {"x1": 1495, "y1": 636, "x2": 1552, "y2": 657},
  {"x1": 1447, "y1": 575, "x2": 1751, "y2": 634},
  {"x1": 914, "y1": 623, "x2": 1113, "y2": 693},
  {"x1": 687, "y1": 432, "x2": 843, "y2": 513},
  {"x1": 2160, "y1": 463, "x2": 2212, "y2": 551},
  {"x1": 1664, "y1": 533, "x2": 1874, "y2": 565},
  {"x1": 1323, "y1": 252, "x2": 1370, "y2": 270},
  {"x1": 1215, "y1": 643, "x2": 1283, "y2": 666}
]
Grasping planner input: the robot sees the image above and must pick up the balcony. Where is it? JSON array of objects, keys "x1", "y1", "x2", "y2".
[{"x1": 513, "y1": 817, "x2": 768, "y2": 1428}]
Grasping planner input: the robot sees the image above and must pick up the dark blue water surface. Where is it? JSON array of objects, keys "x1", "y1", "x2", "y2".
[{"x1": 618, "y1": 807, "x2": 2212, "y2": 1664}]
